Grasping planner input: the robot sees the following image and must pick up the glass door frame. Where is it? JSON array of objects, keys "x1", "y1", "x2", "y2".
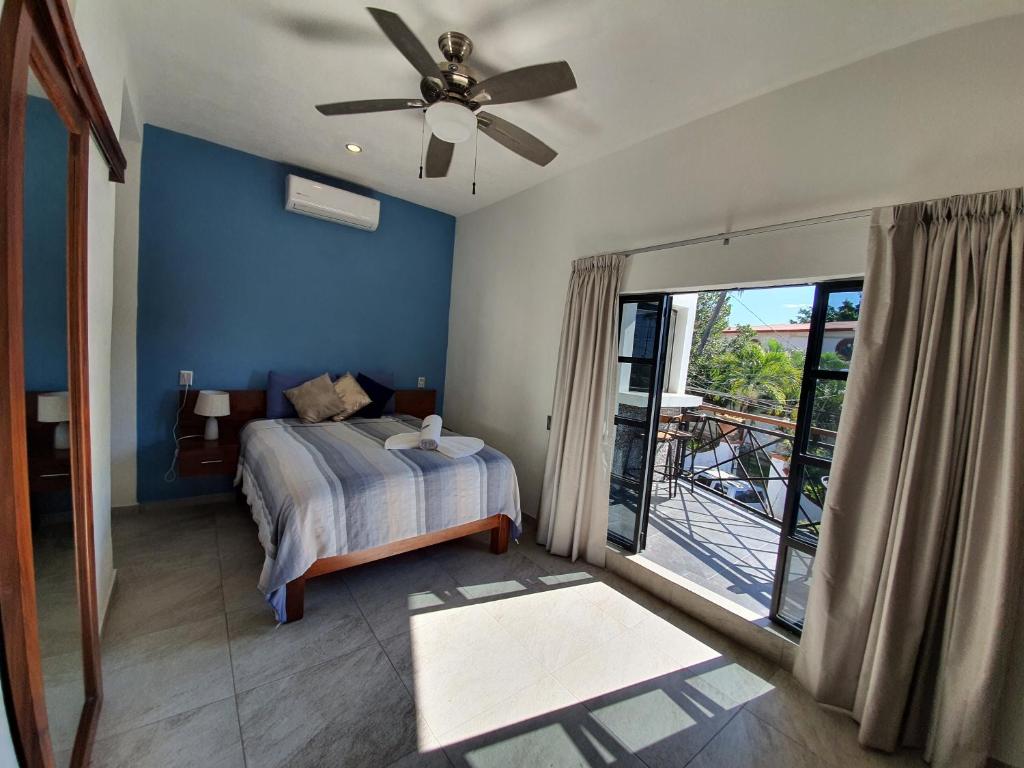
[
  {"x1": 607, "y1": 293, "x2": 672, "y2": 553},
  {"x1": 769, "y1": 278, "x2": 863, "y2": 632}
]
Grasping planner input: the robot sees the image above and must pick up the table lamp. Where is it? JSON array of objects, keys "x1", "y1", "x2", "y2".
[
  {"x1": 194, "y1": 390, "x2": 230, "y2": 441},
  {"x1": 37, "y1": 391, "x2": 70, "y2": 450}
]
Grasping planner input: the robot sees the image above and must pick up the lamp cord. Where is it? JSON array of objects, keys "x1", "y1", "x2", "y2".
[{"x1": 164, "y1": 381, "x2": 201, "y2": 482}]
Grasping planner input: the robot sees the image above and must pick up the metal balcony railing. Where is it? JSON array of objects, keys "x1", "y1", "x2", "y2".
[{"x1": 671, "y1": 406, "x2": 793, "y2": 525}]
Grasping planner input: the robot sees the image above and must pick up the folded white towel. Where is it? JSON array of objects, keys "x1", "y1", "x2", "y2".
[
  {"x1": 383, "y1": 415, "x2": 485, "y2": 459},
  {"x1": 384, "y1": 433, "x2": 420, "y2": 450},
  {"x1": 419, "y1": 414, "x2": 442, "y2": 450},
  {"x1": 436, "y1": 436, "x2": 485, "y2": 459}
]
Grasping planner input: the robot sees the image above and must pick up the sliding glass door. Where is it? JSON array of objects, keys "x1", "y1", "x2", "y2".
[
  {"x1": 770, "y1": 280, "x2": 864, "y2": 631},
  {"x1": 607, "y1": 294, "x2": 672, "y2": 553}
]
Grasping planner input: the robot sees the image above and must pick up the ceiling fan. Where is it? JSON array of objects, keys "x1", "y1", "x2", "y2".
[{"x1": 315, "y1": 7, "x2": 578, "y2": 180}]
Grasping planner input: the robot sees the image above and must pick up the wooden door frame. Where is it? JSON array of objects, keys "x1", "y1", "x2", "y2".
[{"x1": 0, "y1": 0, "x2": 124, "y2": 765}]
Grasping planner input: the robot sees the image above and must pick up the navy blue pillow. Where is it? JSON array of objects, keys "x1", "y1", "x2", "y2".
[
  {"x1": 354, "y1": 373, "x2": 395, "y2": 419},
  {"x1": 267, "y1": 370, "x2": 326, "y2": 419}
]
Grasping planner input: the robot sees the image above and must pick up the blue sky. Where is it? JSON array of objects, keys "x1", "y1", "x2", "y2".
[{"x1": 725, "y1": 285, "x2": 815, "y2": 327}]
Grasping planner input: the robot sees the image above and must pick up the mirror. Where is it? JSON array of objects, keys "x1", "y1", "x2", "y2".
[{"x1": 24, "y1": 67, "x2": 80, "y2": 765}]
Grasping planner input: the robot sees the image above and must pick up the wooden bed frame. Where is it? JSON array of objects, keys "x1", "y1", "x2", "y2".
[
  {"x1": 284, "y1": 514, "x2": 511, "y2": 622},
  {"x1": 200, "y1": 387, "x2": 514, "y2": 623}
]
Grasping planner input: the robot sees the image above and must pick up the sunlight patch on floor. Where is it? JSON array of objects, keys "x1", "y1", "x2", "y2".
[
  {"x1": 538, "y1": 572, "x2": 593, "y2": 586},
  {"x1": 406, "y1": 590, "x2": 447, "y2": 610},
  {"x1": 405, "y1": 579, "x2": 774, "y2": 756},
  {"x1": 591, "y1": 689, "x2": 703, "y2": 751},
  {"x1": 457, "y1": 579, "x2": 527, "y2": 600},
  {"x1": 462, "y1": 723, "x2": 597, "y2": 767}
]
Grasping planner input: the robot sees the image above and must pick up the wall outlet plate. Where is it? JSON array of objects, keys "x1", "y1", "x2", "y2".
[
  {"x1": 417, "y1": 376, "x2": 426, "y2": 388},
  {"x1": 179, "y1": 370, "x2": 193, "y2": 386}
]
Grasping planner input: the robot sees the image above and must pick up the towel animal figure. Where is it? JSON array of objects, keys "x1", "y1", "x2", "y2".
[
  {"x1": 384, "y1": 415, "x2": 484, "y2": 459},
  {"x1": 419, "y1": 414, "x2": 442, "y2": 450}
]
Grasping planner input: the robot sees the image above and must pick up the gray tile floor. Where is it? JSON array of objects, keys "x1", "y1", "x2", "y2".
[
  {"x1": 91, "y1": 500, "x2": 924, "y2": 767},
  {"x1": 643, "y1": 484, "x2": 782, "y2": 618}
]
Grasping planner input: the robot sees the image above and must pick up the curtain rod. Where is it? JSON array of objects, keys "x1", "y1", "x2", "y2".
[
  {"x1": 623, "y1": 209, "x2": 873, "y2": 257},
  {"x1": 622, "y1": 184, "x2": 1023, "y2": 258}
]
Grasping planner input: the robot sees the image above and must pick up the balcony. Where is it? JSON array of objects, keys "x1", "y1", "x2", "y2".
[
  {"x1": 617, "y1": 405, "x2": 825, "y2": 622},
  {"x1": 643, "y1": 482, "x2": 782, "y2": 620}
]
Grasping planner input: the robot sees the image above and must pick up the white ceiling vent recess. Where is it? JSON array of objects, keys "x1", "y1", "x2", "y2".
[{"x1": 285, "y1": 174, "x2": 380, "y2": 231}]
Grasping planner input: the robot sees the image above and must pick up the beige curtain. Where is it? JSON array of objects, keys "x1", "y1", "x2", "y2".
[
  {"x1": 538, "y1": 253, "x2": 626, "y2": 566},
  {"x1": 795, "y1": 189, "x2": 1024, "y2": 768}
]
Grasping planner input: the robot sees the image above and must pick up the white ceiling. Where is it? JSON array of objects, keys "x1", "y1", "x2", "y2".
[{"x1": 116, "y1": 0, "x2": 1024, "y2": 216}]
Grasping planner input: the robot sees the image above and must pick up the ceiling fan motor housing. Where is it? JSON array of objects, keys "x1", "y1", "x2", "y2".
[
  {"x1": 419, "y1": 32, "x2": 479, "y2": 105},
  {"x1": 438, "y1": 31, "x2": 472, "y2": 63}
]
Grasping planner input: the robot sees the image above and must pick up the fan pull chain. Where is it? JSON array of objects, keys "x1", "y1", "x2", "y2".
[
  {"x1": 472, "y1": 126, "x2": 479, "y2": 195},
  {"x1": 418, "y1": 109, "x2": 427, "y2": 179}
]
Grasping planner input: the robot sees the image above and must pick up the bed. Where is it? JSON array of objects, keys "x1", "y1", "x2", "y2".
[{"x1": 235, "y1": 411, "x2": 522, "y2": 623}]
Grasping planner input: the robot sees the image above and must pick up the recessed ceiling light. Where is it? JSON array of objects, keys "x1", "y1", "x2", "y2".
[{"x1": 345, "y1": 143, "x2": 362, "y2": 153}]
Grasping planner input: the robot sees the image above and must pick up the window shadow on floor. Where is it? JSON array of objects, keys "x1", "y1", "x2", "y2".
[
  {"x1": 375, "y1": 531, "x2": 784, "y2": 767},
  {"x1": 644, "y1": 484, "x2": 781, "y2": 614}
]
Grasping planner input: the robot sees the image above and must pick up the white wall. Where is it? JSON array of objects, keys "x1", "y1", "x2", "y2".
[
  {"x1": 446, "y1": 11, "x2": 1024, "y2": 511},
  {"x1": 444, "y1": 15, "x2": 1024, "y2": 764},
  {"x1": 72, "y1": 0, "x2": 140, "y2": 625},
  {"x1": 666, "y1": 293, "x2": 697, "y2": 394},
  {"x1": 110, "y1": 85, "x2": 141, "y2": 509}
]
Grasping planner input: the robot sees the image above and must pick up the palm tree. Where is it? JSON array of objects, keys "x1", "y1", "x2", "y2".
[{"x1": 711, "y1": 339, "x2": 802, "y2": 416}]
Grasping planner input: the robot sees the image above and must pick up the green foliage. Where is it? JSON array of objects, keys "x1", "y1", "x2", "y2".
[
  {"x1": 688, "y1": 293, "x2": 732, "y2": 397},
  {"x1": 708, "y1": 336, "x2": 803, "y2": 417},
  {"x1": 790, "y1": 298, "x2": 860, "y2": 324},
  {"x1": 685, "y1": 292, "x2": 858, "y2": 421}
]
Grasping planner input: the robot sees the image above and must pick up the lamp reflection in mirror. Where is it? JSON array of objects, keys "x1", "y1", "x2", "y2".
[
  {"x1": 37, "y1": 391, "x2": 70, "y2": 450},
  {"x1": 194, "y1": 389, "x2": 230, "y2": 441}
]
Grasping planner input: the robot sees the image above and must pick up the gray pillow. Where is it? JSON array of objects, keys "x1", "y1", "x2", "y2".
[{"x1": 284, "y1": 373, "x2": 345, "y2": 423}]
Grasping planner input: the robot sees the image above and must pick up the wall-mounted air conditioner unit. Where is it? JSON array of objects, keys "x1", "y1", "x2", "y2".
[{"x1": 285, "y1": 174, "x2": 380, "y2": 231}]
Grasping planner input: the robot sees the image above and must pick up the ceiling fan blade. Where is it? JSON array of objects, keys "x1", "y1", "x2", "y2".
[
  {"x1": 367, "y1": 7, "x2": 442, "y2": 83},
  {"x1": 468, "y1": 61, "x2": 576, "y2": 106},
  {"x1": 477, "y1": 111, "x2": 557, "y2": 166},
  {"x1": 316, "y1": 98, "x2": 425, "y2": 116},
  {"x1": 424, "y1": 134, "x2": 454, "y2": 178}
]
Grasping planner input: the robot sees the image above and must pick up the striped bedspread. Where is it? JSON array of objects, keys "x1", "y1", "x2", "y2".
[{"x1": 236, "y1": 415, "x2": 522, "y2": 621}]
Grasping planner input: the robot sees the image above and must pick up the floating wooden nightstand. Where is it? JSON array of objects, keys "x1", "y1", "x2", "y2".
[
  {"x1": 176, "y1": 389, "x2": 265, "y2": 478},
  {"x1": 178, "y1": 438, "x2": 240, "y2": 477}
]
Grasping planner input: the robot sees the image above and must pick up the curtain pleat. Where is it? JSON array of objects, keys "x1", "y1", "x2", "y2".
[
  {"x1": 795, "y1": 189, "x2": 1024, "y2": 768},
  {"x1": 538, "y1": 253, "x2": 626, "y2": 566}
]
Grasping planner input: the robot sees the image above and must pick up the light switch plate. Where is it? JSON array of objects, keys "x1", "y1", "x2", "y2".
[
  {"x1": 179, "y1": 370, "x2": 193, "y2": 386},
  {"x1": 417, "y1": 377, "x2": 426, "y2": 388}
]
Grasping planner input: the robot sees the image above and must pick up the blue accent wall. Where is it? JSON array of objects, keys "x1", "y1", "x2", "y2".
[
  {"x1": 137, "y1": 126, "x2": 455, "y2": 502},
  {"x1": 24, "y1": 95, "x2": 68, "y2": 392}
]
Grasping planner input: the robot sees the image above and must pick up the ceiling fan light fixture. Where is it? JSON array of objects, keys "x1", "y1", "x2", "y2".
[{"x1": 425, "y1": 101, "x2": 476, "y2": 144}]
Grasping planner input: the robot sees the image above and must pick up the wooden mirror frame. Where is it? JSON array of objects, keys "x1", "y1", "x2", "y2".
[{"x1": 0, "y1": 0, "x2": 125, "y2": 766}]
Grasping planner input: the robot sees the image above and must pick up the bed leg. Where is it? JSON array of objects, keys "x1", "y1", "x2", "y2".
[
  {"x1": 490, "y1": 515, "x2": 510, "y2": 554},
  {"x1": 284, "y1": 577, "x2": 306, "y2": 623}
]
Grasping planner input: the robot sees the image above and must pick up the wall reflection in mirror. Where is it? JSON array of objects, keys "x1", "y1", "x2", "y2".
[{"x1": 24, "y1": 68, "x2": 80, "y2": 764}]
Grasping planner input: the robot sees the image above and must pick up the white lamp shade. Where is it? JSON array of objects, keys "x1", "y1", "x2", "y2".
[
  {"x1": 37, "y1": 391, "x2": 69, "y2": 423},
  {"x1": 425, "y1": 102, "x2": 476, "y2": 144},
  {"x1": 194, "y1": 390, "x2": 230, "y2": 417}
]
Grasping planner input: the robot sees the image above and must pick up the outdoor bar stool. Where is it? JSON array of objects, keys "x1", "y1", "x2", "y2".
[
  {"x1": 653, "y1": 414, "x2": 691, "y2": 499},
  {"x1": 673, "y1": 410, "x2": 706, "y2": 492}
]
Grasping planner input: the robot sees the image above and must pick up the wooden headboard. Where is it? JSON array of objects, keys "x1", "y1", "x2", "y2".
[{"x1": 176, "y1": 388, "x2": 437, "y2": 443}]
